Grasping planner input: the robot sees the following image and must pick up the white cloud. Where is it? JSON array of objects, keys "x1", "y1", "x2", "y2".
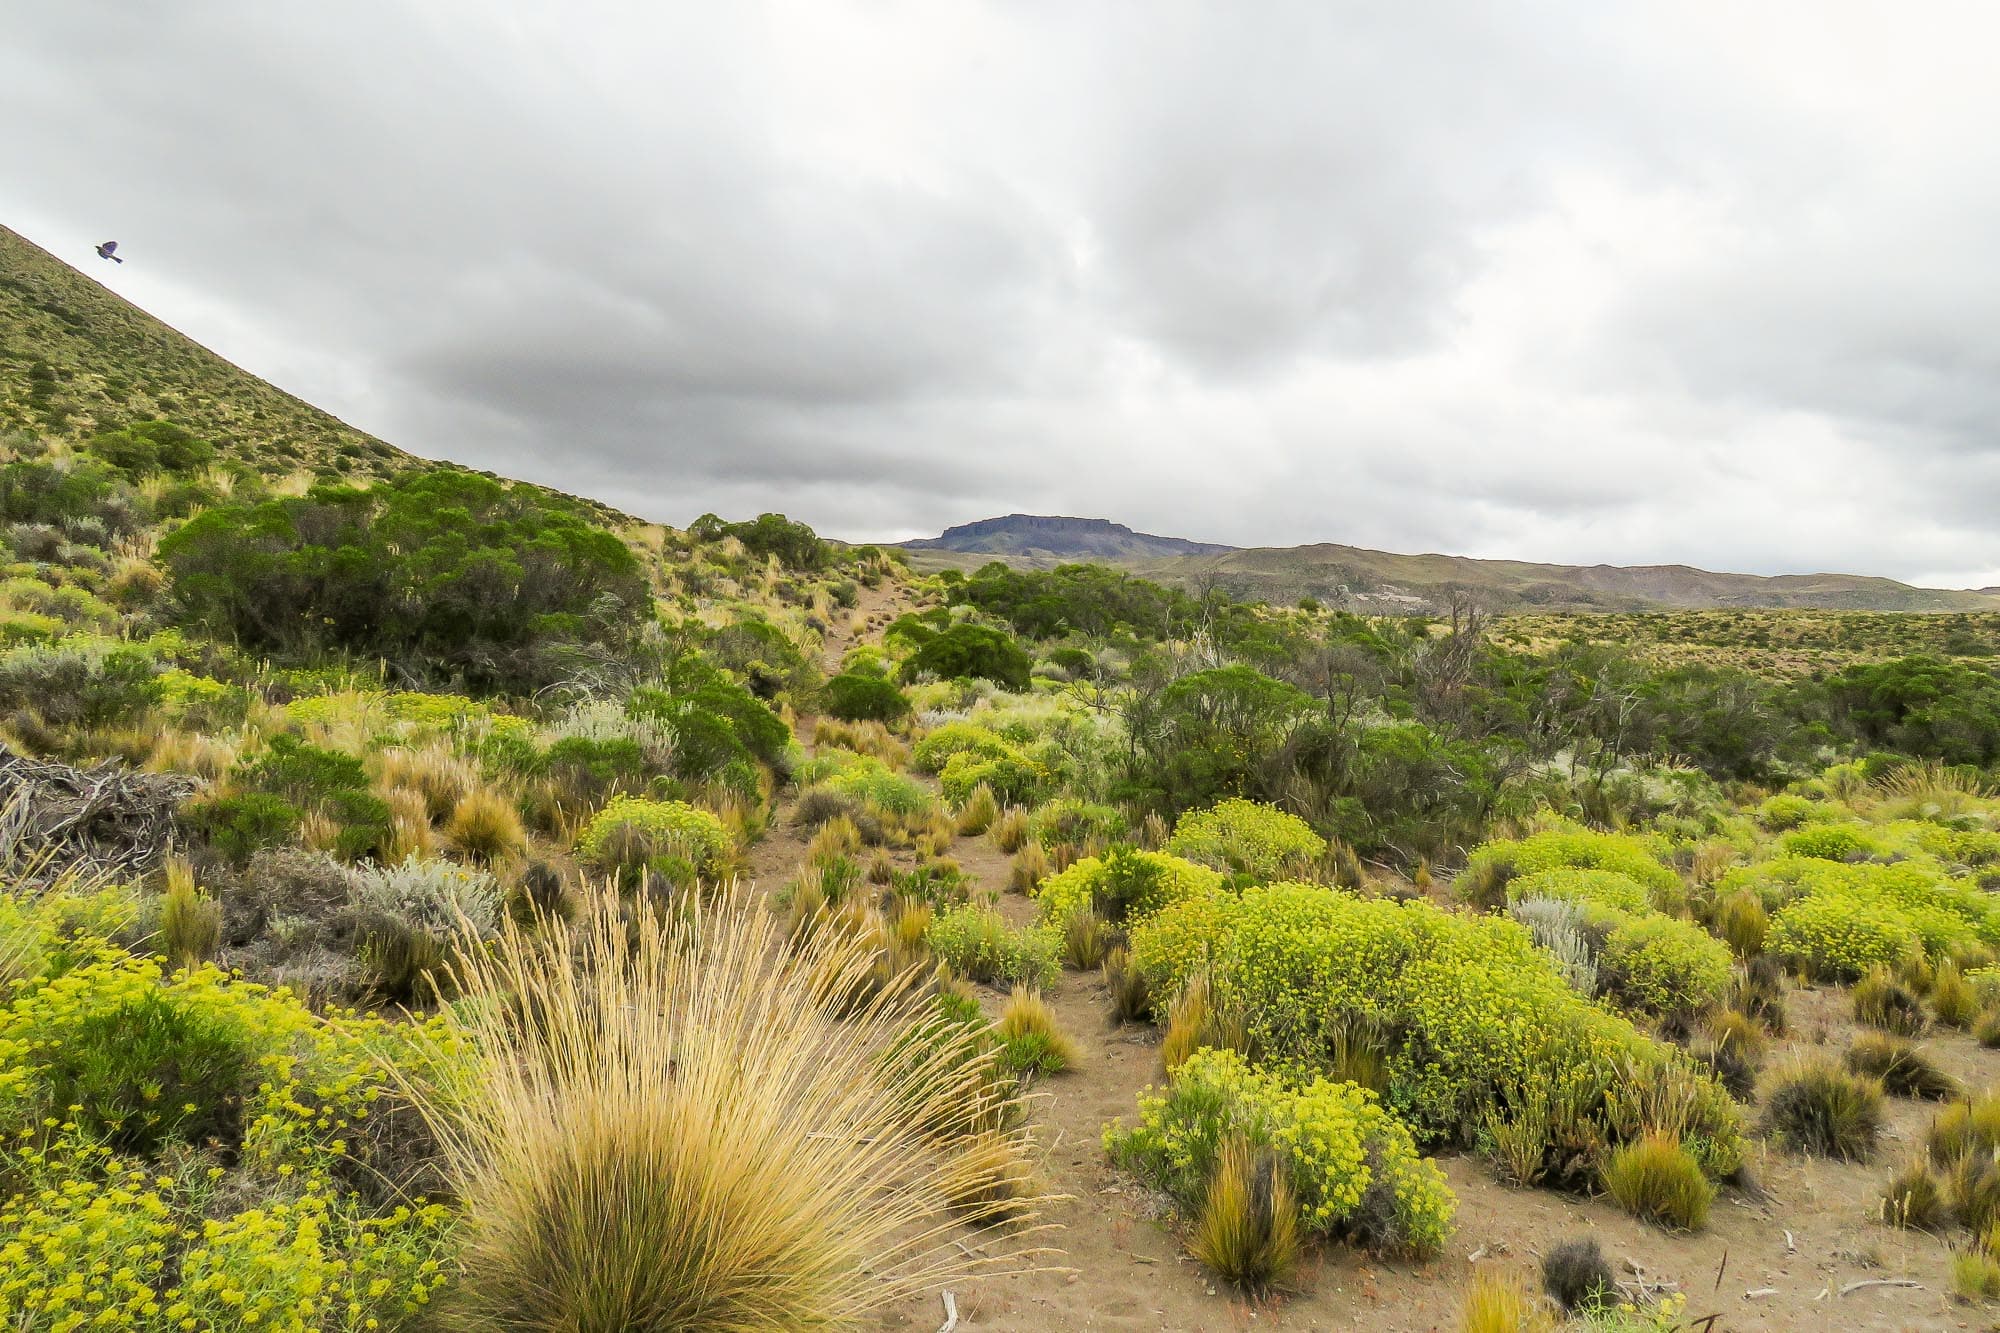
[{"x1": 4, "y1": 0, "x2": 1996, "y2": 584}]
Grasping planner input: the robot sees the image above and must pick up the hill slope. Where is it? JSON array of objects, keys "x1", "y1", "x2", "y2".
[
  {"x1": 905, "y1": 511, "x2": 2000, "y2": 614},
  {"x1": 901, "y1": 513, "x2": 1236, "y2": 561},
  {"x1": 0, "y1": 225, "x2": 408, "y2": 479},
  {"x1": 1126, "y1": 543, "x2": 2000, "y2": 614}
]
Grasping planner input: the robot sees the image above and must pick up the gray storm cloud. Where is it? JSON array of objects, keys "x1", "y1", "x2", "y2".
[{"x1": 4, "y1": 0, "x2": 1997, "y2": 584}]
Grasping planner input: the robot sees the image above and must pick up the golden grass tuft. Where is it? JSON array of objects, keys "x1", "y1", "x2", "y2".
[
  {"x1": 996, "y1": 986, "x2": 1079, "y2": 1079},
  {"x1": 940, "y1": 1129, "x2": 1040, "y2": 1227},
  {"x1": 1007, "y1": 843, "x2": 1050, "y2": 896},
  {"x1": 1062, "y1": 906, "x2": 1112, "y2": 970},
  {"x1": 376, "y1": 744, "x2": 478, "y2": 823},
  {"x1": 446, "y1": 787, "x2": 527, "y2": 865},
  {"x1": 1190, "y1": 1135, "x2": 1300, "y2": 1294},
  {"x1": 990, "y1": 809, "x2": 1030, "y2": 854},
  {"x1": 806, "y1": 814, "x2": 862, "y2": 864},
  {"x1": 385, "y1": 786, "x2": 439, "y2": 861},
  {"x1": 157, "y1": 858, "x2": 221, "y2": 972},
  {"x1": 1600, "y1": 1132, "x2": 1713, "y2": 1231},
  {"x1": 402, "y1": 882, "x2": 1053, "y2": 1331},
  {"x1": 1714, "y1": 889, "x2": 1767, "y2": 958},
  {"x1": 1458, "y1": 1267, "x2": 1554, "y2": 1333},
  {"x1": 955, "y1": 784, "x2": 1000, "y2": 837}
]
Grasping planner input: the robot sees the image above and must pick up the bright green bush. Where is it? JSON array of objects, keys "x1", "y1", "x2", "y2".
[
  {"x1": 575, "y1": 797, "x2": 734, "y2": 883},
  {"x1": 1030, "y1": 798, "x2": 1128, "y2": 849},
  {"x1": 1757, "y1": 793, "x2": 1839, "y2": 831},
  {"x1": 822, "y1": 669, "x2": 910, "y2": 723},
  {"x1": 1104, "y1": 1048, "x2": 1453, "y2": 1257},
  {"x1": 1463, "y1": 825, "x2": 1679, "y2": 899},
  {"x1": 925, "y1": 906, "x2": 1060, "y2": 987},
  {"x1": 1599, "y1": 916, "x2": 1732, "y2": 1020},
  {"x1": 1033, "y1": 848, "x2": 1226, "y2": 929},
  {"x1": 939, "y1": 748, "x2": 1045, "y2": 806},
  {"x1": 1166, "y1": 799, "x2": 1327, "y2": 880},
  {"x1": 159, "y1": 467, "x2": 648, "y2": 694},
  {"x1": 1505, "y1": 867, "x2": 1652, "y2": 916},
  {"x1": 901, "y1": 623, "x2": 1032, "y2": 691},
  {"x1": 912, "y1": 722, "x2": 1015, "y2": 774},
  {"x1": 1781, "y1": 823, "x2": 1878, "y2": 862},
  {"x1": 822, "y1": 757, "x2": 932, "y2": 816}
]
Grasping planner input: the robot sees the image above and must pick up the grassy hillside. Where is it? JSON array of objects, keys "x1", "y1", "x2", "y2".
[{"x1": 0, "y1": 226, "x2": 414, "y2": 480}]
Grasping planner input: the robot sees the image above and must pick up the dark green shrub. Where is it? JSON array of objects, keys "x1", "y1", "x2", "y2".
[
  {"x1": 822, "y1": 669, "x2": 910, "y2": 723},
  {"x1": 901, "y1": 623, "x2": 1032, "y2": 691},
  {"x1": 158, "y1": 467, "x2": 647, "y2": 694},
  {"x1": 189, "y1": 792, "x2": 302, "y2": 865},
  {"x1": 35, "y1": 988, "x2": 255, "y2": 1154}
]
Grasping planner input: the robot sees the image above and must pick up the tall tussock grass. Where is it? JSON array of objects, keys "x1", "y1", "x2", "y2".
[{"x1": 404, "y1": 881, "x2": 1052, "y2": 1331}]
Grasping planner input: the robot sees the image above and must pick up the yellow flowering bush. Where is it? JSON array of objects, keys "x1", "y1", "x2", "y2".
[
  {"x1": 1131, "y1": 883, "x2": 1743, "y2": 1173},
  {"x1": 1165, "y1": 799, "x2": 1327, "y2": 880},
  {"x1": 1464, "y1": 824, "x2": 1680, "y2": 897},
  {"x1": 1599, "y1": 916, "x2": 1732, "y2": 1019},
  {"x1": 168, "y1": 1188, "x2": 452, "y2": 1333},
  {"x1": 1104, "y1": 1048, "x2": 1453, "y2": 1257},
  {"x1": 1768, "y1": 894, "x2": 1923, "y2": 981},
  {"x1": 1505, "y1": 867, "x2": 1652, "y2": 916},
  {"x1": 911, "y1": 722, "x2": 1015, "y2": 774},
  {"x1": 1127, "y1": 890, "x2": 1251, "y2": 1004},
  {"x1": 925, "y1": 905, "x2": 1060, "y2": 987},
  {"x1": 0, "y1": 948, "x2": 465, "y2": 1331},
  {"x1": 1033, "y1": 848, "x2": 1224, "y2": 929}
]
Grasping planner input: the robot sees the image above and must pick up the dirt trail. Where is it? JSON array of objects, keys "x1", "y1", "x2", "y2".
[{"x1": 753, "y1": 585, "x2": 1987, "y2": 1332}]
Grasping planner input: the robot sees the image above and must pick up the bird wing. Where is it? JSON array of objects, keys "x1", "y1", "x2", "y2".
[{"x1": 99, "y1": 241, "x2": 117, "y2": 255}]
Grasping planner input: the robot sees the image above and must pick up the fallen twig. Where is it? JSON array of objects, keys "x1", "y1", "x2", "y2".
[
  {"x1": 937, "y1": 1290, "x2": 959, "y2": 1333},
  {"x1": 1838, "y1": 1278, "x2": 1922, "y2": 1297}
]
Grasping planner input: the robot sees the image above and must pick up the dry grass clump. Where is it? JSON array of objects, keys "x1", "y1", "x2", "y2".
[
  {"x1": 1541, "y1": 1236, "x2": 1615, "y2": 1313},
  {"x1": 1854, "y1": 966, "x2": 1928, "y2": 1036},
  {"x1": 157, "y1": 858, "x2": 221, "y2": 971},
  {"x1": 996, "y1": 986, "x2": 1078, "y2": 1080},
  {"x1": 940, "y1": 1130, "x2": 1039, "y2": 1227},
  {"x1": 402, "y1": 882, "x2": 1050, "y2": 1332},
  {"x1": 990, "y1": 808, "x2": 1030, "y2": 854},
  {"x1": 1600, "y1": 1131, "x2": 1713, "y2": 1231},
  {"x1": 1062, "y1": 906, "x2": 1112, "y2": 970},
  {"x1": 1934, "y1": 960, "x2": 1981, "y2": 1029},
  {"x1": 1458, "y1": 1267, "x2": 1553, "y2": 1333},
  {"x1": 812, "y1": 719, "x2": 908, "y2": 766},
  {"x1": 1160, "y1": 976, "x2": 1255, "y2": 1076},
  {"x1": 1976, "y1": 1010, "x2": 2000, "y2": 1049},
  {"x1": 1727, "y1": 954, "x2": 1788, "y2": 1034},
  {"x1": 1007, "y1": 843, "x2": 1050, "y2": 896},
  {"x1": 377, "y1": 743, "x2": 479, "y2": 822},
  {"x1": 1102, "y1": 946, "x2": 1151, "y2": 1025},
  {"x1": 1763, "y1": 1057, "x2": 1885, "y2": 1160},
  {"x1": 1190, "y1": 1135, "x2": 1300, "y2": 1294},
  {"x1": 806, "y1": 814, "x2": 862, "y2": 863},
  {"x1": 1714, "y1": 889, "x2": 1767, "y2": 957},
  {"x1": 955, "y1": 784, "x2": 1000, "y2": 837},
  {"x1": 1881, "y1": 1158, "x2": 1948, "y2": 1230},
  {"x1": 1953, "y1": 1246, "x2": 2000, "y2": 1302},
  {"x1": 1845, "y1": 1033, "x2": 1961, "y2": 1101},
  {"x1": 446, "y1": 787, "x2": 527, "y2": 864}
]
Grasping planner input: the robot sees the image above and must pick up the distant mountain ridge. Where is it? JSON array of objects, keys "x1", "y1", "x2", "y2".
[
  {"x1": 901, "y1": 513, "x2": 1236, "y2": 560},
  {"x1": 900, "y1": 515, "x2": 2000, "y2": 614}
]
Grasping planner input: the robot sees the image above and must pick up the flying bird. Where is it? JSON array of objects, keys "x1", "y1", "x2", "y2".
[{"x1": 95, "y1": 241, "x2": 123, "y2": 263}]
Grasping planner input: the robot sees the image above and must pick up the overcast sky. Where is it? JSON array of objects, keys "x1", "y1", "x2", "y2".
[{"x1": 6, "y1": 2, "x2": 1998, "y2": 585}]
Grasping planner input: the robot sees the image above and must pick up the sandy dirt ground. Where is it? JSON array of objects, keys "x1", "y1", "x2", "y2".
[{"x1": 749, "y1": 587, "x2": 1993, "y2": 1333}]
